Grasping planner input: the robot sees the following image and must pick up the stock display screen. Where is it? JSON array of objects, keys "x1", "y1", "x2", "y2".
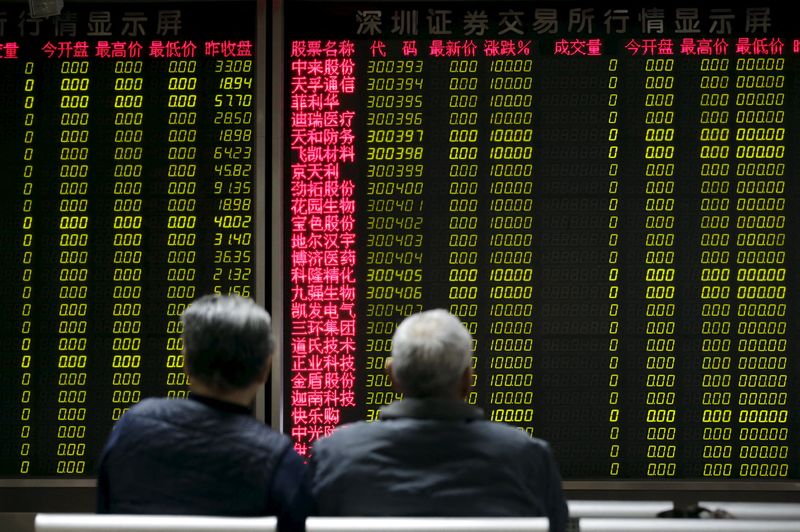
[
  {"x1": 0, "y1": 1, "x2": 256, "y2": 477},
  {"x1": 285, "y1": 2, "x2": 800, "y2": 480}
]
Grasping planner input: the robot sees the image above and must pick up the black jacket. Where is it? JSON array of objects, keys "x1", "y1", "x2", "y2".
[
  {"x1": 309, "y1": 398, "x2": 568, "y2": 532},
  {"x1": 97, "y1": 396, "x2": 312, "y2": 531}
]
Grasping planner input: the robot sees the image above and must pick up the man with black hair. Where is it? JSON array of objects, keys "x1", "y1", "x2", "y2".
[{"x1": 98, "y1": 295, "x2": 311, "y2": 531}]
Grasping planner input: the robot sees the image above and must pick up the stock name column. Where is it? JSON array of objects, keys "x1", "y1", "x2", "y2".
[
  {"x1": 55, "y1": 57, "x2": 91, "y2": 476},
  {"x1": 287, "y1": 40, "x2": 358, "y2": 455},
  {"x1": 362, "y1": 41, "x2": 423, "y2": 418}
]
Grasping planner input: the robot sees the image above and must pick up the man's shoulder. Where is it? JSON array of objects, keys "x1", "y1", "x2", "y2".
[
  {"x1": 120, "y1": 397, "x2": 211, "y2": 425},
  {"x1": 108, "y1": 399, "x2": 292, "y2": 475},
  {"x1": 117, "y1": 397, "x2": 181, "y2": 426},
  {"x1": 474, "y1": 420, "x2": 553, "y2": 453},
  {"x1": 321, "y1": 419, "x2": 379, "y2": 440},
  {"x1": 125, "y1": 397, "x2": 174, "y2": 415},
  {"x1": 121, "y1": 397, "x2": 291, "y2": 449},
  {"x1": 313, "y1": 420, "x2": 383, "y2": 452},
  {"x1": 315, "y1": 417, "x2": 551, "y2": 454}
]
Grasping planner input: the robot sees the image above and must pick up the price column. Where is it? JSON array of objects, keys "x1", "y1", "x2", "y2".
[
  {"x1": 605, "y1": 57, "x2": 622, "y2": 476},
  {"x1": 211, "y1": 57, "x2": 255, "y2": 299},
  {"x1": 697, "y1": 56, "x2": 733, "y2": 477},
  {"x1": 363, "y1": 54, "x2": 424, "y2": 417},
  {"x1": 55, "y1": 59, "x2": 91, "y2": 476},
  {"x1": 733, "y1": 55, "x2": 788, "y2": 478},
  {"x1": 486, "y1": 57, "x2": 535, "y2": 431},
  {"x1": 17, "y1": 59, "x2": 36, "y2": 475},
  {"x1": 641, "y1": 57, "x2": 678, "y2": 477},
  {"x1": 445, "y1": 57, "x2": 480, "y2": 405},
  {"x1": 110, "y1": 59, "x2": 145, "y2": 421},
  {"x1": 162, "y1": 59, "x2": 200, "y2": 398}
]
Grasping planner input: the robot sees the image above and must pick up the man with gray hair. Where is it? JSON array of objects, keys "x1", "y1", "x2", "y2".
[
  {"x1": 98, "y1": 295, "x2": 312, "y2": 531},
  {"x1": 310, "y1": 309, "x2": 568, "y2": 532}
]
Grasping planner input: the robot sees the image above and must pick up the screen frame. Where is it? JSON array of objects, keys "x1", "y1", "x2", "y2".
[
  {"x1": 0, "y1": 0, "x2": 268, "y2": 491},
  {"x1": 274, "y1": 0, "x2": 800, "y2": 495}
]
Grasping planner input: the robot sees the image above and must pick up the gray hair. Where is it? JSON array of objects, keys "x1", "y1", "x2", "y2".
[
  {"x1": 181, "y1": 294, "x2": 274, "y2": 391},
  {"x1": 391, "y1": 309, "x2": 472, "y2": 398}
]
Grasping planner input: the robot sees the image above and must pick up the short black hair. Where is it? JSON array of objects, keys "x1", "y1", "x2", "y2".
[{"x1": 181, "y1": 294, "x2": 274, "y2": 391}]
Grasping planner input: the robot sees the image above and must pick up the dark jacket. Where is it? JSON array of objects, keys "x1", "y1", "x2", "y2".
[
  {"x1": 97, "y1": 395, "x2": 312, "y2": 532},
  {"x1": 309, "y1": 398, "x2": 568, "y2": 532}
]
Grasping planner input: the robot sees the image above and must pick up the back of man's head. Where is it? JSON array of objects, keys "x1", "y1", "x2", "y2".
[
  {"x1": 390, "y1": 309, "x2": 472, "y2": 398},
  {"x1": 181, "y1": 294, "x2": 274, "y2": 392}
]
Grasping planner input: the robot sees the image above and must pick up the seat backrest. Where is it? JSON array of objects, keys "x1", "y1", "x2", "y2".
[
  {"x1": 579, "y1": 517, "x2": 800, "y2": 532},
  {"x1": 568, "y1": 500, "x2": 674, "y2": 518},
  {"x1": 697, "y1": 501, "x2": 800, "y2": 521},
  {"x1": 305, "y1": 517, "x2": 549, "y2": 532},
  {"x1": 35, "y1": 514, "x2": 277, "y2": 532}
]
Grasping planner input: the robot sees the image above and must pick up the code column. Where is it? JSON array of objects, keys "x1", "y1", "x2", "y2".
[
  {"x1": 55, "y1": 59, "x2": 91, "y2": 476},
  {"x1": 110, "y1": 58, "x2": 145, "y2": 421},
  {"x1": 362, "y1": 46, "x2": 423, "y2": 417}
]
